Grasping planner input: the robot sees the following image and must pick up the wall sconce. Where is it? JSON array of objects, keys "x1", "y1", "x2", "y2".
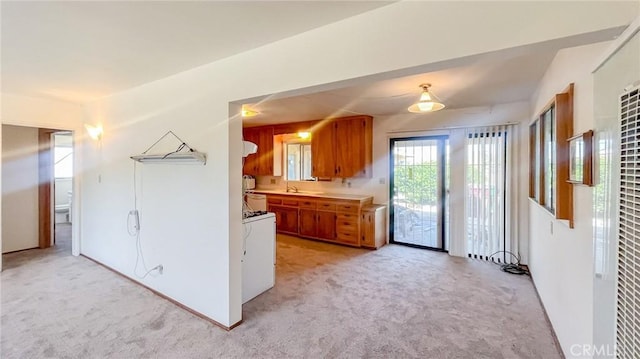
[
  {"x1": 85, "y1": 124, "x2": 103, "y2": 140},
  {"x1": 297, "y1": 131, "x2": 311, "y2": 139}
]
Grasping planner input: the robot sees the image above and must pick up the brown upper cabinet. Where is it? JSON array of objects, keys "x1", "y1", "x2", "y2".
[
  {"x1": 243, "y1": 115, "x2": 373, "y2": 179},
  {"x1": 243, "y1": 126, "x2": 274, "y2": 176},
  {"x1": 312, "y1": 115, "x2": 373, "y2": 178}
]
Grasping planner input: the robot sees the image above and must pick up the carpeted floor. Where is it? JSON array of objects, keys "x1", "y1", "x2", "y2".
[{"x1": 1, "y1": 228, "x2": 561, "y2": 358}]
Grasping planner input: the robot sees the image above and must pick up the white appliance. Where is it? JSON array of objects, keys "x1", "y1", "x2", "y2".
[
  {"x1": 243, "y1": 175, "x2": 256, "y2": 190},
  {"x1": 246, "y1": 193, "x2": 267, "y2": 211},
  {"x1": 242, "y1": 212, "x2": 276, "y2": 304}
]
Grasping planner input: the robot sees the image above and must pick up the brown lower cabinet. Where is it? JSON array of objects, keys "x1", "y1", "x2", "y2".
[
  {"x1": 266, "y1": 194, "x2": 385, "y2": 248},
  {"x1": 299, "y1": 209, "x2": 318, "y2": 237},
  {"x1": 270, "y1": 205, "x2": 298, "y2": 234},
  {"x1": 361, "y1": 204, "x2": 387, "y2": 249},
  {"x1": 316, "y1": 211, "x2": 336, "y2": 241}
]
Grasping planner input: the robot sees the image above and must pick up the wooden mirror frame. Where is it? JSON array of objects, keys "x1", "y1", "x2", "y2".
[{"x1": 567, "y1": 130, "x2": 593, "y2": 186}]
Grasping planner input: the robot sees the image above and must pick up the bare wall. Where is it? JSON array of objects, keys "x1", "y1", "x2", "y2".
[
  {"x1": 1, "y1": 125, "x2": 39, "y2": 253},
  {"x1": 528, "y1": 41, "x2": 612, "y2": 358}
]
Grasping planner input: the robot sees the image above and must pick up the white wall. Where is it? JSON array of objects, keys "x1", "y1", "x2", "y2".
[
  {"x1": 528, "y1": 41, "x2": 612, "y2": 358},
  {"x1": 0, "y1": 93, "x2": 84, "y2": 259},
  {"x1": 1, "y1": 125, "x2": 40, "y2": 253},
  {"x1": 79, "y1": 1, "x2": 638, "y2": 328}
]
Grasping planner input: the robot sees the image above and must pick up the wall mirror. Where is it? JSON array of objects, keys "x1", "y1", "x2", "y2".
[{"x1": 568, "y1": 130, "x2": 593, "y2": 186}]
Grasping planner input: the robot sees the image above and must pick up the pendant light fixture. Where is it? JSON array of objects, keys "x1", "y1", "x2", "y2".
[{"x1": 408, "y1": 83, "x2": 445, "y2": 113}]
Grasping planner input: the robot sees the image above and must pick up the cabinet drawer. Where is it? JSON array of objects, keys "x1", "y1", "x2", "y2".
[
  {"x1": 337, "y1": 213, "x2": 358, "y2": 222},
  {"x1": 267, "y1": 197, "x2": 282, "y2": 205},
  {"x1": 337, "y1": 203, "x2": 359, "y2": 213},
  {"x1": 282, "y1": 199, "x2": 299, "y2": 207},
  {"x1": 336, "y1": 230, "x2": 359, "y2": 244},
  {"x1": 317, "y1": 202, "x2": 336, "y2": 211},
  {"x1": 336, "y1": 221, "x2": 358, "y2": 234},
  {"x1": 299, "y1": 200, "x2": 316, "y2": 209}
]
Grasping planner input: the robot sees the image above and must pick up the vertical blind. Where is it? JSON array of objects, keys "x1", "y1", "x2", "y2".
[
  {"x1": 616, "y1": 85, "x2": 640, "y2": 358},
  {"x1": 465, "y1": 125, "x2": 513, "y2": 262}
]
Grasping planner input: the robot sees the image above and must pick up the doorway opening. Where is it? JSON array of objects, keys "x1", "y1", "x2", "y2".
[
  {"x1": 389, "y1": 136, "x2": 449, "y2": 251},
  {"x1": 52, "y1": 132, "x2": 73, "y2": 251}
]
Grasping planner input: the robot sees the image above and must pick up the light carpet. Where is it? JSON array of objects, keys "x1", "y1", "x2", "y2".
[{"x1": 2, "y1": 227, "x2": 561, "y2": 358}]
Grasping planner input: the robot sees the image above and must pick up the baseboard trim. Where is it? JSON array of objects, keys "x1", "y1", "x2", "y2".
[
  {"x1": 2, "y1": 246, "x2": 40, "y2": 255},
  {"x1": 529, "y1": 274, "x2": 566, "y2": 359},
  {"x1": 79, "y1": 254, "x2": 243, "y2": 331}
]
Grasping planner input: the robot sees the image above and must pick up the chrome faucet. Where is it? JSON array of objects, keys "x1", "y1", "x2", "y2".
[{"x1": 286, "y1": 185, "x2": 299, "y2": 193}]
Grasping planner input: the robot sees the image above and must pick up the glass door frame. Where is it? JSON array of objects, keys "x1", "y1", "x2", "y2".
[{"x1": 389, "y1": 135, "x2": 448, "y2": 252}]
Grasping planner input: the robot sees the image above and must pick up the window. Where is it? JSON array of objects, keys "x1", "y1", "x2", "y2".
[
  {"x1": 529, "y1": 84, "x2": 574, "y2": 225},
  {"x1": 529, "y1": 122, "x2": 540, "y2": 200},
  {"x1": 542, "y1": 106, "x2": 556, "y2": 213},
  {"x1": 286, "y1": 143, "x2": 312, "y2": 181}
]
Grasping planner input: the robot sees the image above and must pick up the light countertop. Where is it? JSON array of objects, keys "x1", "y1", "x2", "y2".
[{"x1": 249, "y1": 189, "x2": 373, "y2": 201}]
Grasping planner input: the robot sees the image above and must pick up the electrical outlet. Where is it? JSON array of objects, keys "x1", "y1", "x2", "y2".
[
  {"x1": 550, "y1": 221, "x2": 553, "y2": 235},
  {"x1": 379, "y1": 178, "x2": 385, "y2": 185},
  {"x1": 157, "y1": 265, "x2": 163, "y2": 275},
  {"x1": 270, "y1": 178, "x2": 276, "y2": 184}
]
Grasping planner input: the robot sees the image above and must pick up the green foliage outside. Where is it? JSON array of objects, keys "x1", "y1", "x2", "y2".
[{"x1": 394, "y1": 164, "x2": 438, "y2": 205}]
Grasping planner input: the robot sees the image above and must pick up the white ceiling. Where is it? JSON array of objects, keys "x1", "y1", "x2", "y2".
[
  {"x1": 1, "y1": 1, "x2": 391, "y2": 103},
  {"x1": 1, "y1": 1, "x2": 625, "y2": 121},
  {"x1": 243, "y1": 51, "x2": 558, "y2": 125},
  {"x1": 241, "y1": 26, "x2": 623, "y2": 126}
]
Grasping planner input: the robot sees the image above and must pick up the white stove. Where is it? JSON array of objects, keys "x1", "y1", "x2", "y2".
[
  {"x1": 242, "y1": 210, "x2": 269, "y2": 222},
  {"x1": 242, "y1": 211, "x2": 276, "y2": 303}
]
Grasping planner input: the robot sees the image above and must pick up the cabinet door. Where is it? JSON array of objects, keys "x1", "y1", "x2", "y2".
[
  {"x1": 256, "y1": 127, "x2": 274, "y2": 175},
  {"x1": 243, "y1": 128, "x2": 260, "y2": 175},
  {"x1": 316, "y1": 211, "x2": 336, "y2": 240},
  {"x1": 299, "y1": 209, "x2": 317, "y2": 237},
  {"x1": 311, "y1": 121, "x2": 336, "y2": 178},
  {"x1": 281, "y1": 207, "x2": 299, "y2": 234},
  {"x1": 361, "y1": 212, "x2": 375, "y2": 248},
  {"x1": 335, "y1": 116, "x2": 372, "y2": 178}
]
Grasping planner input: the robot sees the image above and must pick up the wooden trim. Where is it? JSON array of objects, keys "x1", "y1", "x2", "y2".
[
  {"x1": 555, "y1": 84, "x2": 574, "y2": 227},
  {"x1": 80, "y1": 254, "x2": 242, "y2": 331},
  {"x1": 529, "y1": 83, "x2": 575, "y2": 227},
  {"x1": 567, "y1": 130, "x2": 594, "y2": 186},
  {"x1": 38, "y1": 129, "x2": 55, "y2": 249}
]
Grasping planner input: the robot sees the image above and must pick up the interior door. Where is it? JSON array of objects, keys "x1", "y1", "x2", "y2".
[{"x1": 390, "y1": 136, "x2": 448, "y2": 250}]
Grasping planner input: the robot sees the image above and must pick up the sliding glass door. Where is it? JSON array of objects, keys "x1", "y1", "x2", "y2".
[{"x1": 390, "y1": 136, "x2": 448, "y2": 250}]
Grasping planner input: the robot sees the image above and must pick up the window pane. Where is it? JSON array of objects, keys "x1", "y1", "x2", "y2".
[
  {"x1": 302, "y1": 144, "x2": 312, "y2": 180},
  {"x1": 532, "y1": 122, "x2": 540, "y2": 200},
  {"x1": 286, "y1": 144, "x2": 301, "y2": 180},
  {"x1": 543, "y1": 106, "x2": 556, "y2": 212}
]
